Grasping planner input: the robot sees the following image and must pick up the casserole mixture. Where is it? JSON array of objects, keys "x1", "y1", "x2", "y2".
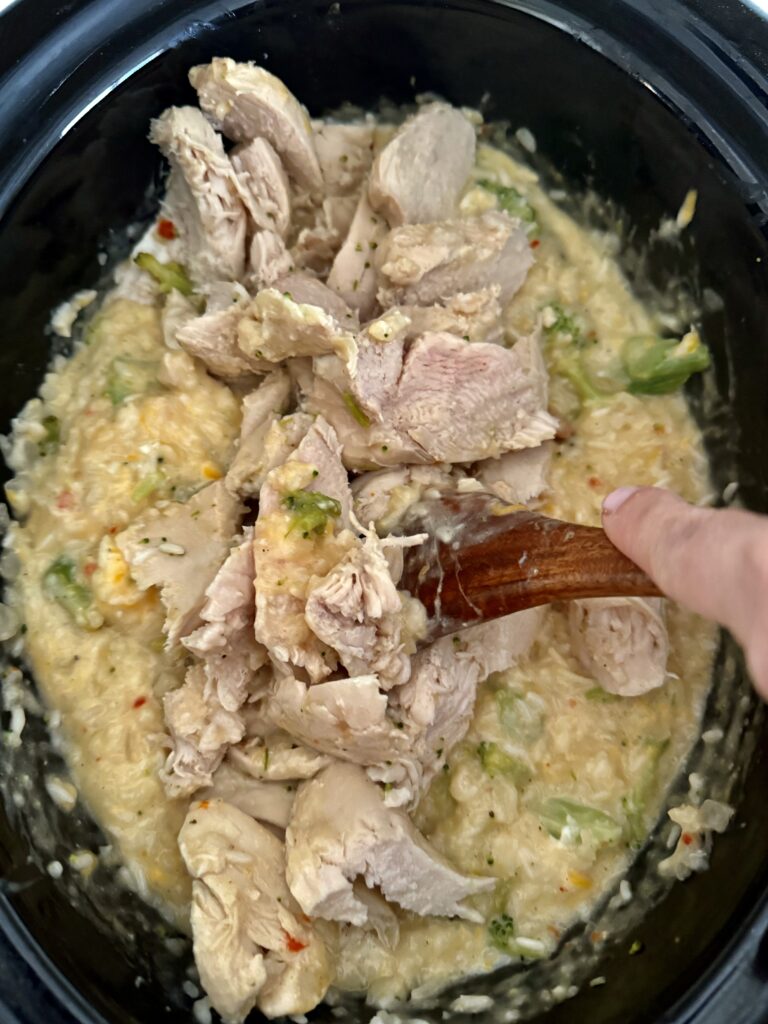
[{"x1": 2, "y1": 60, "x2": 730, "y2": 1021}]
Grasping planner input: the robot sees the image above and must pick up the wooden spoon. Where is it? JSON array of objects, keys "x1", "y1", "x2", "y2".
[{"x1": 399, "y1": 492, "x2": 661, "y2": 644}]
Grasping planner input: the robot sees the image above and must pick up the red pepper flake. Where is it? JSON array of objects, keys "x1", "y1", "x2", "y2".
[
  {"x1": 83, "y1": 562, "x2": 97, "y2": 577},
  {"x1": 108, "y1": 525, "x2": 118, "y2": 535},
  {"x1": 198, "y1": 800, "x2": 210, "y2": 810},
  {"x1": 682, "y1": 832, "x2": 693, "y2": 846},
  {"x1": 157, "y1": 218, "x2": 176, "y2": 240},
  {"x1": 56, "y1": 490, "x2": 74, "y2": 510},
  {"x1": 132, "y1": 696, "x2": 147, "y2": 709},
  {"x1": 568, "y1": 698, "x2": 577, "y2": 708},
  {"x1": 283, "y1": 931, "x2": 307, "y2": 953},
  {"x1": 588, "y1": 476, "x2": 603, "y2": 489},
  {"x1": 558, "y1": 885, "x2": 567, "y2": 893},
  {"x1": 530, "y1": 238, "x2": 541, "y2": 249}
]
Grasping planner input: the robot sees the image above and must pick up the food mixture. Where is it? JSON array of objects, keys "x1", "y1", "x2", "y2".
[{"x1": 2, "y1": 58, "x2": 731, "y2": 1022}]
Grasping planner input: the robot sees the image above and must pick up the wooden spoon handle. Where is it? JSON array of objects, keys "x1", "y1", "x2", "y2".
[{"x1": 400, "y1": 494, "x2": 661, "y2": 642}]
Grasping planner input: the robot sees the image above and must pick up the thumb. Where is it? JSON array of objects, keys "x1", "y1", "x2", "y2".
[{"x1": 601, "y1": 486, "x2": 768, "y2": 698}]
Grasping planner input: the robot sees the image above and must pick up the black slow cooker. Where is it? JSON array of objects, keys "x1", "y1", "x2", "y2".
[{"x1": 1, "y1": 1, "x2": 768, "y2": 1021}]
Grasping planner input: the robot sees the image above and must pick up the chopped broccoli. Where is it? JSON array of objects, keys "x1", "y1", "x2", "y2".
[
  {"x1": 42, "y1": 556, "x2": 100, "y2": 630},
  {"x1": 477, "y1": 741, "x2": 531, "y2": 784},
  {"x1": 131, "y1": 471, "x2": 165, "y2": 504},
  {"x1": 478, "y1": 179, "x2": 538, "y2": 235},
  {"x1": 496, "y1": 690, "x2": 544, "y2": 743},
  {"x1": 584, "y1": 686, "x2": 620, "y2": 703},
  {"x1": 134, "y1": 252, "x2": 195, "y2": 296},
  {"x1": 488, "y1": 914, "x2": 515, "y2": 951},
  {"x1": 539, "y1": 797, "x2": 622, "y2": 846},
  {"x1": 342, "y1": 391, "x2": 371, "y2": 428},
  {"x1": 622, "y1": 738, "x2": 670, "y2": 847},
  {"x1": 105, "y1": 357, "x2": 160, "y2": 405},
  {"x1": 543, "y1": 303, "x2": 581, "y2": 340},
  {"x1": 622, "y1": 331, "x2": 711, "y2": 395},
  {"x1": 282, "y1": 489, "x2": 342, "y2": 538},
  {"x1": 38, "y1": 415, "x2": 60, "y2": 456}
]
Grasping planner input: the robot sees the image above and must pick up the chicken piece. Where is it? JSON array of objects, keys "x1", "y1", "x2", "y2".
[
  {"x1": 116, "y1": 480, "x2": 244, "y2": 646},
  {"x1": 201, "y1": 762, "x2": 296, "y2": 829},
  {"x1": 313, "y1": 121, "x2": 375, "y2": 196},
  {"x1": 264, "y1": 675, "x2": 411, "y2": 769},
  {"x1": 568, "y1": 597, "x2": 669, "y2": 696},
  {"x1": 272, "y1": 271, "x2": 356, "y2": 322},
  {"x1": 150, "y1": 106, "x2": 249, "y2": 283},
  {"x1": 285, "y1": 763, "x2": 493, "y2": 926},
  {"x1": 176, "y1": 304, "x2": 271, "y2": 378},
  {"x1": 476, "y1": 441, "x2": 553, "y2": 505},
  {"x1": 229, "y1": 732, "x2": 332, "y2": 782},
  {"x1": 327, "y1": 192, "x2": 388, "y2": 318},
  {"x1": 377, "y1": 211, "x2": 533, "y2": 306},
  {"x1": 179, "y1": 799, "x2": 331, "y2": 1023},
  {"x1": 247, "y1": 230, "x2": 294, "y2": 289},
  {"x1": 225, "y1": 368, "x2": 296, "y2": 498},
  {"x1": 231, "y1": 137, "x2": 291, "y2": 236},
  {"x1": 392, "y1": 332, "x2": 557, "y2": 462},
  {"x1": 368, "y1": 102, "x2": 476, "y2": 227},
  {"x1": 377, "y1": 607, "x2": 546, "y2": 806},
  {"x1": 304, "y1": 533, "x2": 412, "y2": 689},
  {"x1": 161, "y1": 666, "x2": 245, "y2": 797},
  {"x1": 238, "y1": 288, "x2": 357, "y2": 364},
  {"x1": 254, "y1": 419, "x2": 355, "y2": 680},
  {"x1": 292, "y1": 195, "x2": 359, "y2": 275},
  {"x1": 189, "y1": 58, "x2": 323, "y2": 192},
  {"x1": 183, "y1": 533, "x2": 268, "y2": 712},
  {"x1": 352, "y1": 465, "x2": 459, "y2": 532},
  {"x1": 396, "y1": 286, "x2": 503, "y2": 343}
]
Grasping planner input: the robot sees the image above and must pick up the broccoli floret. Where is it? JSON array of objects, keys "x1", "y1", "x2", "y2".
[
  {"x1": 42, "y1": 556, "x2": 100, "y2": 630},
  {"x1": 105, "y1": 357, "x2": 161, "y2": 405},
  {"x1": 622, "y1": 331, "x2": 711, "y2": 395},
  {"x1": 538, "y1": 797, "x2": 622, "y2": 846},
  {"x1": 282, "y1": 489, "x2": 342, "y2": 538},
  {"x1": 477, "y1": 741, "x2": 531, "y2": 784},
  {"x1": 488, "y1": 914, "x2": 516, "y2": 952},
  {"x1": 478, "y1": 179, "x2": 538, "y2": 235},
  {"x1": 342, "y1": 391, "x2": 371, "y2": 428},
  {"x1": 134, "y1": 252, "x2": 195, "y2": 296}
]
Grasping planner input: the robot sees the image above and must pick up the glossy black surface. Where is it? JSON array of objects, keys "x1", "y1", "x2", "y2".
[{"x1": 0, "y1": 2, "x2": 767, "y2": 1022}]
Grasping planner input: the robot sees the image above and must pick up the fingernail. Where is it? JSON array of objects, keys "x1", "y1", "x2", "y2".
[{"x1": 602, "y1": 487, "x2": 640, "y2": 515}]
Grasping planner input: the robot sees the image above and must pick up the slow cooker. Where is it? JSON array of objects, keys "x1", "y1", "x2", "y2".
[{"x1": 1, "y1": 1, "x2": 768, "y2": 1021}]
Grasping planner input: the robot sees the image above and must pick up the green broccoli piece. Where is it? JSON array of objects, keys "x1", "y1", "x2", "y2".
[
  {"x1": 38, "y1": 415, "x2": 60, "y2": 456},
  {"x1": 488, "y1": 914, "x2": 516, "y2": 952},
  {"x1": 342, "y1": 391, "x2": 371, "y2": 428},
  {"x1": 496, "y1": 690, "x2": 544, "y2": 743},
  {"x1": 478, "y1": 180, "x2": 538, "y2": 235},
  {"x1": 622, "y1": 331, "x2": 711, "y2": 395},
  {"x1": 282, "y1": 489, "x2": 342, "y2": 538},
  {"x1": 131, "y1": 471, "x2": 166, "y2": 504},
  {"x1": 539, "y1": 797, "x2": 622, "y2": 846},
  {"x1": 105, "y1": 357, "x2": 161, "y2": 405},
  {"x1": 584, "y1": 686, "x2": 620, "y2": 703},
  {"x1": 134, "y1": 252, "x2": 194, "y2": 296},
  {"x1": 42, "y1": 556, "x2": 100, "y2": 630},
  {"x1": 477, "y1": 741, "x2": 531, "y2": 785},
  {"x1": 622, "y1": 738, "x2": 671, "y2": 847}
]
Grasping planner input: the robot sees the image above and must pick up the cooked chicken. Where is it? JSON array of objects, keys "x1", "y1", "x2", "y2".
[
  {"x1": 247, "y1": 229, "x2": 294, "y2": 289},
  {"x1": 238, "y1": 287, "x2": 357, "y2": 364},
  {"x1": 285, "y1": 763, "x2": 494, "y2": 925},
  {"x1": 231, "y1": 137, "x2": 291, "y2": 236},
  {"x1": 272, "y1": 271, "x2": 355, "y2": 321},
  {"x1": 352, "y1": 465, "x2": 459, "y2": 532},
  {"x1": 183, "y1": 533, "x2": 268, "y2": 711},
  {"x1": 377, "y1": 211, "x2": 533, "y2": 306},
  {"x1": 116, "y1": 480, "x2": 244, "y2": 646},
  {"x1": 177, "y1": 304, "x2": 270, "y2": 378},
  {"x1": 200, "y1": 762, "x2": 296, "y2": 829},
  {"x1": 476, "y1": 441, "x2": 553, "y2": 504},
  {"x1": 292, "y1": 195, "x2": 360, "y2": 275},
  {"x1": 189, "y1": 58, "x2": 323, "y2": 192},
  {"x1": 178, "y1": 799, "x2": 331, "y2": 1023},
  {"x1": 229, "y1": 732, "x2": 332, "y2": 782},
  {"x1": 397, "y1": 286, "x2": 503, "y2": 343},
  {"x1": 263, "y1": 674, "x2": 411, "y2": 768},
  {"x1": 368, "y1": 103, "x2": 476, "y2": 226},
  {"x1": 568, "y1": 597, "x2": 669, "y2": 696},
  {"x1": 161, "y1": 665, "x2": 245, "y2": 796},
  {"x1": 150, "y1": 106, "x2": 249, "y2": 283},
  {"x1": 305, "y1": 532, "x2": 412, "y2": 689},
  {"x1": 253, "y1": 418, "x2": 356, "y2": 681},
  {"x1": 225, "y1": 368, "x2": 297, "y2": 498},
  {"x1": 313, "y1": 122, "x2": 375, "y2": 196},
  {"x1": 327, "y1": 192, "x2": 388, "y2": 317}
]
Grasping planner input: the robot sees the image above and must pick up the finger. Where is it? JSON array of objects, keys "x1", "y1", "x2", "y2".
[{"x1": 601, "y1": 486, "x2": 768, "y2": 697}]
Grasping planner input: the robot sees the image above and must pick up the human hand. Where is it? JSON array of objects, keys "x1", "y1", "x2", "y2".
[{"x1": 602, "y1": 486, "x2": 768, "y2": 698}]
